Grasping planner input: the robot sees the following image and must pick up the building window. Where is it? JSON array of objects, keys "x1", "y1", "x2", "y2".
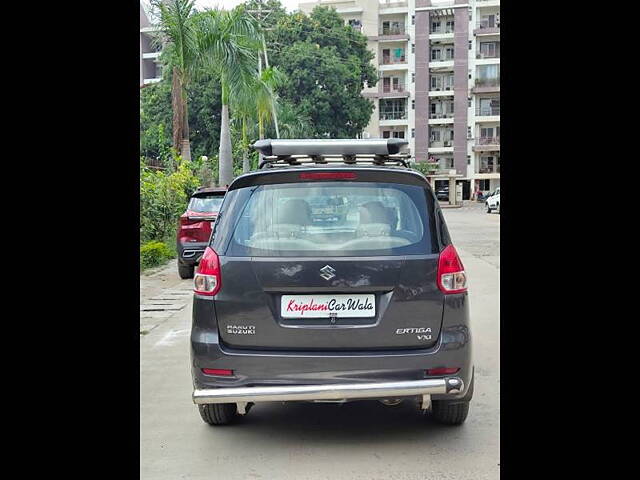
[
  {"x1": 347, "y1": 19, "x2": 362, "y2": 32},
  {"x1": 467, "y1": 126, "x2": 472, "y2": 138},
  {"x1": 431, "y1": 21, "x2": 441, "y2": 34},
  {"x1": 468, "y1": 97, "x2": 472, "y2": 107},
  {"x1": 469, "y1": 40, "x2": 472, "y2": 50},
  {"x1": 411, "y1": 43, "x2": 415, "y2": 53},
  {"x1": 412, "y1": 99, "x2": 415, "y2": 109},
  {"x1": 446, "y1": 20, "x2": 454, "y2": 33},
  {"x1": 411, "y1": 128, "x2": 415, "y2": 138},
  {"x1": 379, "y1": 99, "x2": 407, "y2": 120},
  {"x1": 467, "y1": 155, "x2": 471, "y2": 165},
  {"x1": 412, "y1": 15, "x2": 415, "y2": 25},
  {"x1": 479, "y1": 179, "x2": 490, "y2": 190},
  {"x1": 412, "y1": 73, "x2": 415, "y2": 83},
  {"x1": 431, "y1": 49, "x2": 441, "y2": 61}
]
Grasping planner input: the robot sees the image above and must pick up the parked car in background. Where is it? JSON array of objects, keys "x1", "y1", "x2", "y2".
[
  {"x1": 176, "y1": 187, "x2": 227, "y2": 279},
  {"x1": 486, "y1": 188, "x2": 500, "y2": 213},
  {"x1": 191, "y1": 139, "x2": 473, "y2": 427},
  {"x1": 435, "y1": 185, "x2": 449, "y2": 201}
]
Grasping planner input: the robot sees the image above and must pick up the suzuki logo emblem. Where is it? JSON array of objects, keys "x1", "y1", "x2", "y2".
[{"x1": 319, "y1": 265, "x2": 336, "y2": 280}]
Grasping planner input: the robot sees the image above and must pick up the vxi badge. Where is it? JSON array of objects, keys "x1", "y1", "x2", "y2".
[{"x1": 396, "y1": 327, "x2": 432, "y2": 341}]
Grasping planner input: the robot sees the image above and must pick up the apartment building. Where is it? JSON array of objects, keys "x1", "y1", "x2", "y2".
[
  {"x1": 298, "y1": 0, "x2": 500, "y2": 197},
  {"x1": 140, "y1": 2, "x2": 163, "y2": 87}
]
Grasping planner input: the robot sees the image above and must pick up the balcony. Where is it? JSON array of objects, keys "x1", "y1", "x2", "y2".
[
  {"x1": 429, "y1": 133, "x2": 454, "y2": 149},
  {"x1": 473, "y1": 136, "x2": 500, "y2": 152},
  {"x1": 478, "y1": 164, "x2": 500, "y2": 174},
  {"x1": 474, "y1": 19, "x2": 500, "y2": 35},
  {"x1": 476, "y1": 50, "x2": 500, "y2": 60},
  {"x1": 379, "y1": 110, "x2": 407, "y2": 121},
  {"x1": 379, "y1": 0, "x2": 408, "y2": 8},
  {"x1": 430, "y1": 26, "x2": 455, "y2": 35},
  {"x1": 477, "y1": 136, "x2": 499, "y2": 145},
  {"x1": 381, "y1": 55, "x2": 407, "y2": 65},
  {"x1": 380, "y1": 81, "x2": 410, "y2": 98},
  {"x1": 476, "y1": 105, "x2": 500, "y2": 116},
  {"x1": 472, "y1": 77, "x2": 500, "y2": 93},
  {"x1": 429, "y1": 110, "x2": 454, "y2": 120},
  {"x1": 430, "y1": 53, "x2": 455, "y2": 63},
  {"x1": 380, "y1": 24, "x2": 406, "y2": 35}
]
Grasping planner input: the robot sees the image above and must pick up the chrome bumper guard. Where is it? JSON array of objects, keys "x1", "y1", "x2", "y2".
[{"x1": 193, "y1": 377, "x2": 464, "y2": 405}]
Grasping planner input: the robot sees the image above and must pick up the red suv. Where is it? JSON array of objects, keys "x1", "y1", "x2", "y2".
[{"x1": 176, "y1": 187, "x2": 227, "y2": 279}]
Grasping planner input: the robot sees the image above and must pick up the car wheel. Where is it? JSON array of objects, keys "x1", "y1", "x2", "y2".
[
  {"x1": 198, "y1": 403, "x2": 239, "y2": 426},
  {"x1": 487, "y1": 206, "x2": 492, "y2": 213},
  {"x1": 178, "y1": 263, "x2": 195, "y2": 279},
  {"x1": 431, "y1": 374, "x2": 474, "y2": 426}
]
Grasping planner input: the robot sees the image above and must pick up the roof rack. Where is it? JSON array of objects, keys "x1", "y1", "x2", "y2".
[{"x1": 252, "y1": 139, "x2": 411, "y2": 169}]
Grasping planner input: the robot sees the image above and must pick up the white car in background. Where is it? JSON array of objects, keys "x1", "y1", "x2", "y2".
[{"x1": 486, "y1": 187, "x2": 500, "y2": 214}]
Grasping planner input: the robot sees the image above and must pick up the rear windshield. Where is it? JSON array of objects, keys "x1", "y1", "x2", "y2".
[
  {"x1": 189, "y1": 196, "x2": 223, "y2": 213},
  {"x1": 226, "y1": 182, "x2": 436, "y2": 256}
]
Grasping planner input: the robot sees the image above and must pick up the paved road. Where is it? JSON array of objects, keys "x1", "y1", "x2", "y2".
[{"x1": 140, "y1": 203, "x2": 500, "y2": 479}]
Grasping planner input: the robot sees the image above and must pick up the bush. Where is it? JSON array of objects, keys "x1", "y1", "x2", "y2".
[
  {"x1": 140, "y1": 155, "x2": 200, "y2": 243},
  {"x1": 140, "y1": 241, "x2": 174, "y2": 270}
]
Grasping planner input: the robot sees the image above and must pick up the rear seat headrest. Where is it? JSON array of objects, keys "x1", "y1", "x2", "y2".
[
  {"x1": 359, "y1": 201, "x2": 390, "y2": 225},
  {"x1": 276, "y1": 199, "x2": 311, "y2": 226}
]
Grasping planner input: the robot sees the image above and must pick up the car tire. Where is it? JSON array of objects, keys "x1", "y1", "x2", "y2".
[
  {"x1": 487, "y1": 206, "x2": 492, "y2": 213},
  {"x1": 431, "y1": 400, "x2": 469, "y2": 425},
  {"x1": 178, "y1": 263, "x2": 195, "y2": 279},
  {"x1": 198, "y1": 403, "x2": 238, "y2": 426},
  {"x1": 431, "y1": 372, "x2": 474, "y2": 426}
]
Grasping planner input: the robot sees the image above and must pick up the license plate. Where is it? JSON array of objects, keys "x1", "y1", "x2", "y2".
[{"x1": 281, "y1": 294, "x2": 375, "y2": 318}]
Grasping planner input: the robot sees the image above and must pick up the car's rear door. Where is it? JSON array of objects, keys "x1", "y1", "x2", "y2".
[{"x1": 210, "y1": 169, "x2": 445, "y2": 351}]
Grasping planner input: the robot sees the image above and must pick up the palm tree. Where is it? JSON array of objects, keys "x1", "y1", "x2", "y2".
[
  {"x1": 152, "y1": 0, "x2": 198, "y2": 161},
  {"x1": 194, "y1": 6, "x2": 261, "y2": 186},
  {"x1": 254, "y1": 67, "x2": 285, "y2": 143},
  {"x1": 232, "y1": 66, "x2": 286, "y2": 173},
  {"x1": 277, "y1": 101, "x2": 314, "y2": 139}
]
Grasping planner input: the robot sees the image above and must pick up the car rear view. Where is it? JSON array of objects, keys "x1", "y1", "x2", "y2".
[
  {"x1": 191, "y1": 139, "x2": 473, "y2": 426},
  {"x1": 176, "y1": 187, "x2": 226, "y2": 279}
]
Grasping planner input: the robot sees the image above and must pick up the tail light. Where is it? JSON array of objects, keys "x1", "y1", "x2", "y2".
[
  {"x1": 426, "y1": 367, "x2": 460, "y2": 376},
  {"x1": 299, "y1": 172, "x2": 357, "y2": 180},
  {"x1": 194, "y1": 247, "x2": 221, "y2": 296},
  {"x1": 437, "y1": 244, "x2": 467, "y2": 294}
]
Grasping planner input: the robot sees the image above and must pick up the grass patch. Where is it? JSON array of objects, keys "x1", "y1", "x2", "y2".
[{"x1": 140, "y1": 239, "x2": 176, "y2": 271}]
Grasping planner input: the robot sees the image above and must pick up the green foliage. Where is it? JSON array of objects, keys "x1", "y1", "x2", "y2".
[
  {"x1": 140, "y1": 73, "x2": 222, "y2": 165},
  {"x1": 140, "y1": 157, "x2": 200, "y2": 243},
  {"x1": 140, "y1": 241, "x2": 174, "y2": 270},
  {"x1": 268, "y1": 6, "x2": 378, "y2": 138},
  {"x1": 412, "y1": 162, "x2": 439, "y2": 176}
]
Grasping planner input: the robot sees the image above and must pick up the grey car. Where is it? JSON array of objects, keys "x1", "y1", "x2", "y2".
[{"x1": 190, "y1": 139, "x2": 473, "y2": 426}]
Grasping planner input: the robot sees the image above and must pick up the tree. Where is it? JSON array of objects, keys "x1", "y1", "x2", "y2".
[
  {"x1": 140, "y1": 73, "x2": 222, "y2": 166},
  {"x1": 152, "y1": 0, "x2": 198, "y2": 160},
  {"x1": 194, "y1": 6, "x2": 262, "y2": 187},
  {"x1": 232, "y1": 66, "x2": 286, "y2": 173},
  {"x1": 268, "y1": 6, "x2": 378, "y2": 138}
]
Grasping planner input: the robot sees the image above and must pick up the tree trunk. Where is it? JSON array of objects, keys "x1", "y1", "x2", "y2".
[
  {"x1": 171, "y1": 67, "x2": 184, "y2": 153},
  {"x1": 242, "y1": 117, "x2": 250, "y2": 173},
  {"x1": 218, "y1": 103, "x2": 233, "y2": 187},
  {"x1": 181, "y1": 97, "x2": 191, "y2": 161}
]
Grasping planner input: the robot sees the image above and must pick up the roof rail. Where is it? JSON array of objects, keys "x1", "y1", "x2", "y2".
[{"x1": 252, "y1": 139, "x2": 411, "y2": 169}]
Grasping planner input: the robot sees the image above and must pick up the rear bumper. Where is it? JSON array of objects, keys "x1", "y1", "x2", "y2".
[
  {"x1": 193, "y1": 377, "x2": 463, "y2": 404},
  {"x1": 177, "y1": 241, "x2": 208, "y2": 266},
  {"x1": 191, "y1": 293, "x2": 473, "y2": 401}
]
